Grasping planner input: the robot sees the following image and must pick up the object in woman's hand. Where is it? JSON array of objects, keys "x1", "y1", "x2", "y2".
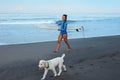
[{"x1": 76, "y1": 29, "x2": 79, "y2": 32}]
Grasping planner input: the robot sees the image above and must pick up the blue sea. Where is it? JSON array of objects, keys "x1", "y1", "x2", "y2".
[{"x1": 0, "y1": 13, "x2": 120, "y2": 45}]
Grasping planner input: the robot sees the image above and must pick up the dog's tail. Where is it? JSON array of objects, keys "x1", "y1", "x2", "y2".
[{"x1": 61, "y1": 54, "x2": 65, "y2": 58}]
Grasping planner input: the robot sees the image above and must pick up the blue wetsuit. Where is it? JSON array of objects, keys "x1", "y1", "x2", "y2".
[{"x1": 57, "y1": 21, "x2": 67, "y2": 35}]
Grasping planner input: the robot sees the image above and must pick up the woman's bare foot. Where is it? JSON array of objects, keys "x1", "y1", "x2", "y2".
[
  {"x1": 67, "y1": 48, "x2": 71, "y2": 52},
  {"x1": 54, "y1": 50, "x2": 59, "y2": 53}
]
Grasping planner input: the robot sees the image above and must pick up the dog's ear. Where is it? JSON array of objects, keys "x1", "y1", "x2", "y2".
[{"x1": 42, "y1": 60, "x2": 46, "y2": 67}]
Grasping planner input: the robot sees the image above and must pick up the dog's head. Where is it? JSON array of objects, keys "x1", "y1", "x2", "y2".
[{"x1": 38, "y1": 60, "x2": 46, "y2": 69}]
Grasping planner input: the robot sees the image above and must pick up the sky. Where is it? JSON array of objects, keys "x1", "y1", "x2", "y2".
[{"x1": 0, "y1": 0, "x2": 120, "y2": 14}]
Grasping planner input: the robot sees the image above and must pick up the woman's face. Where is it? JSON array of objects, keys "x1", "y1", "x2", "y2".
[{"x1": 62, "y1": 16, "x2": 66, "y2": 21}]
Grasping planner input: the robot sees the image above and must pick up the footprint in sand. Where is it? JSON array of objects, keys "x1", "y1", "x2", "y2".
[
  {"x1": 100, "y1": 66, "x2": 103, "y2": 68},
  {"x1": 78, "y1": 59, "x2": 86, "y2": 63},
  {"x1": 84, "y1": 72, "x2": 87, "y2": 74},
  {"x1": 74, "y1": 72, "x2": 79, "y2": 75},
  {"x1": 90, "y1": 63, "x2": 94, "y2": 66},
  {"x1": 69, "y1": 66, "x2": 74, "y2": 68},
  {"x1": 86, "y1": 46, "x2": 94, "y2": 50},
  {"x1": 79, "y1": 67, "x2": 84, "y2": 69},
  {"x1": 103, "y1": 61, "x2": 108, "y2": 63}
]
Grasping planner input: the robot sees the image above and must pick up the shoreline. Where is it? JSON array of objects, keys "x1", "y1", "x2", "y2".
[
  {"x1": 0, "y1": 35, "x2": 120, "y2": 46},
  {"x1": 0, "y1": 35, "x2": 120, "y2": 80}
]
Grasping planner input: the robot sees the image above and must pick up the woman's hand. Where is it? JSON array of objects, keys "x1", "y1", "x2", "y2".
[{"x1": 58, "y1": 28, "x2": 61, "y2": 31}]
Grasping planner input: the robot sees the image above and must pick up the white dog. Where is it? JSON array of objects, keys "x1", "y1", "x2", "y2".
[{"x1": 38, "y1": 54, "x2": 66, "y2": 80}]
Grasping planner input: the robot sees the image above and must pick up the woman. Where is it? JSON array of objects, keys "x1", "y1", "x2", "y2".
[{"x1": 55, "y1": 14, "x2": 71, "y2": 53}]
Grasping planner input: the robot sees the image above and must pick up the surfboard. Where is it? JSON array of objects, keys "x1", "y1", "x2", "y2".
[{"x1": 35, "y1": 25, "x2": 84, "y2": 32}]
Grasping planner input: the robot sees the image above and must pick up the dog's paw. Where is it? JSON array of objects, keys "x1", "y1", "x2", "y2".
[
  {"x1": 57, "y1": 74, "x2": 61, "y2": 77},
  {"x1": 63, "y1": 70, "x2": 67, "y2": 72},
  {"x1": 54, "y1": 74, "x2": 57, "y2": 77}
]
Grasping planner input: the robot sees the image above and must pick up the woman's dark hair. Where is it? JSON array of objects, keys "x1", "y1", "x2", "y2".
[{"x1": 63, "y1": 14, "x2": 67, "y2": 21}]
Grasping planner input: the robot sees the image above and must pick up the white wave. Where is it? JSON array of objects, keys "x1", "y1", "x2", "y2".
[
  {"x1": 0, "y1": 43, "x2": 8, "y2": 45},
  {"x1": 0, "y1": 20, "x2": 55, "y2": 25}
]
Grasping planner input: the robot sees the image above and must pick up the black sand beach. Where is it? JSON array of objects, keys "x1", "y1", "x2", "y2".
[{"x1": 0, "y1": 35, "x2": 120, "y2": 80}]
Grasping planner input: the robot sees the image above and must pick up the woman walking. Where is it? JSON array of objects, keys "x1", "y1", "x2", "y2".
[{"x1": 55, "y1": 14, "x2": 71, "y2": 53}]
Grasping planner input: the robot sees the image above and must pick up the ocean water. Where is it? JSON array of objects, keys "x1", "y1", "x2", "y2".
[{"x1": 0, "y1": 13, "x2": 120, "y2": 45}]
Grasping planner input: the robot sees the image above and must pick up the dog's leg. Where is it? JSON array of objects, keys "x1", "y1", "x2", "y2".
[
  {"x1": 57, "y1": 64, "x2": 62, "y2": 76},
  {"x1": 63, "y1": 64, "x2": 67, "y2": 71},
  {"x1": 41, "y1": 69, "x2": 48, "y2": 80},
  {"x1": 52, "y1": 68, "x2": 57, "y2": 77}
]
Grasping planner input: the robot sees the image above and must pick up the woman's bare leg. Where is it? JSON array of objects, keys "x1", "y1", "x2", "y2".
[
  {"x1": 63, "y1": 34, "x2": 71, "y2": 51},
  {"x1": 55, "y1": 35, "x2": 63, "y2": 52}
]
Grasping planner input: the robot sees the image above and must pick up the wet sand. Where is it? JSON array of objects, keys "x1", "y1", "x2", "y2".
[{"x1": 0, "y1": 35, "x2": 120, "y2": 80}]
